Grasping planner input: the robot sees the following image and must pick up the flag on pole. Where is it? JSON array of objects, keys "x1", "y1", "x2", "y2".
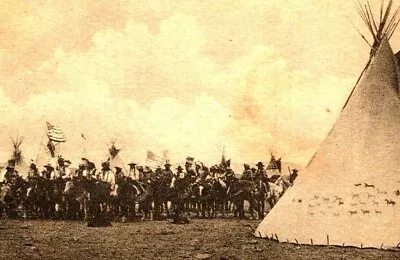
[
  {"x1": 266, "y1": 153, "x2": 282, "y2": 174},
  {"x1": 145, "y1": 150, "x2": 166, "y2": 169},
  {"x1": 266, "y1": 154, "x2": 279, "y2": 170},
  {"x1": 46, "y1": 122, "x2": 66, "y2": 142}
]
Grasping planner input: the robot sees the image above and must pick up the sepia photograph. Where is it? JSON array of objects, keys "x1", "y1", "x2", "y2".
[{"x1": 1, "y1": 0, "x2": 400, "y2": 259}]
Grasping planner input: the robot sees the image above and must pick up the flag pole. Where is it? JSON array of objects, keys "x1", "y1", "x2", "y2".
[
  {"x1": 81, "y1": 134, "x2": 87, "y2": 158},
  {"x1": 35, "y1": 128, "x2": 47, "y2": 165}
]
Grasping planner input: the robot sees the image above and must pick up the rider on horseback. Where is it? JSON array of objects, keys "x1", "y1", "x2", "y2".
[
  {"x1": 27, "y1": 162, "x2": 39, "y2": 182},
  {"x1": 127, "y1": 162, "x2": 144, "y2": 195},
  {"x1": 114, "y1": 167, "x2": 124, "y2": 182},
  {"x1": 255, "y1": 162, "x2": 269, "y2": 183},
  {"x1": 172, "y1": 165, "x2": 190, "y2": 224},
  {"x1": 97, "y1": 161, "x2": 115, "y2": 192},
  {"x1": 44, "y1": 164, "x2": 55, "y2": 180},
  {"x1": 241, "y1": 164, "x2": 253, "y2": 181},
  {"x1": 163, "y1": 163, "x2": 173, "y2": 179},
  {"x1": 4, "y1": 164, "x2": 18, "y2": 185}
]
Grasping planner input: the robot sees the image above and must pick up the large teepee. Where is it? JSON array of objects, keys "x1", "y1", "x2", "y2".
[{"x1": 255, "y1": 1, "x2": 400, "y2": 249}]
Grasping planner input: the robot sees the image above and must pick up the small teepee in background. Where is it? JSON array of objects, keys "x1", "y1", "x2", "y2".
[
  {"x1": 105, "y1": 139, "x2": 126, "y2": 172},
  {"x1": 10, "y1": 135, "x2": 28, "y2": 178}
]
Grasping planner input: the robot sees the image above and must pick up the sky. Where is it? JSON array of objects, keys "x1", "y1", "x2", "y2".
[{"x1": 1, "y1": 0, "x2": 399, "y2": 170}]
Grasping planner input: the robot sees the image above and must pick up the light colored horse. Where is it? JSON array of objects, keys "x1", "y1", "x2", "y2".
[{"x1": 267, "y1": 176, "x2": 292, "y2": 208}]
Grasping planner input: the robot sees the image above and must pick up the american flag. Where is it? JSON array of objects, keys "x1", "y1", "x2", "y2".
[
  {"x1": 266, "y1": 154, "x2": 281, "y2": 173},
  {"x1": 46, "y1": 122, "x2": 66, "y2": 142},
  {"x1": 145, "y1": 150, "x2": 166, "y2": 169}
]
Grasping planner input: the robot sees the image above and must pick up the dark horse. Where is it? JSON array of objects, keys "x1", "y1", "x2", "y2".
[
  {"x1": 63, "y1": 177, "x2": 90, "y2": 220},
  {"x1": 24, "y1": 177, "x2": 54, "y2": 219},
  {"x1": 152, "y1": 175, "x2": 174, "y2": 220},
  {"x1": 228, "y1": 179, "x2": 266, "y2": 219},
  {"x1": 112, "y1": 176, "x2": 141, "y2": 221},
  {"x1": 0, "y1": 176, "x2": 27, "y2": 218}
]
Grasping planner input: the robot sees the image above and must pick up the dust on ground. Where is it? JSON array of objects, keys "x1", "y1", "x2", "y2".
[{"x1": 0, "y1": 218, "x2": 398, "y2": 260}]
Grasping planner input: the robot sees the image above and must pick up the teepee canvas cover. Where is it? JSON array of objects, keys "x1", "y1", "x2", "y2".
[
  {"x1": 255, "y1": 2, "x2": 400, "y2": 249},
  {"x1": 105, "y1": 141, "x2": 126, "y2": 172},
  {"x1": 266, "y1": 154, "x2": 281, "y2": 176},
  {"x1": 10, "y1": 136, "x2": 28, "y2": 179}
]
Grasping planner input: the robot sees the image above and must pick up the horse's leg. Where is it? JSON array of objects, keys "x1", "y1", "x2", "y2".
[
  {"x1": 169, "y1": 200, "x2": 174, "y2": 217},
  {"x1": 267, "y1": 196, "x2": 275, "y2": 210},
  {"x1": 162, "y1": 200, "x2": 167, "y2": 217},
  {"x1": 153, "y1": 199, "x2": 160, "y2": 220},
  {"x1": 140, "y1": 201, "x2": 145, "y2": 220},
  {"x1": 141, "y1": 200, "x2": 149, "y2": 221},
  {"x1": 261, "y1": 198, "x2": 265, "y2": 218},
  {"x1": 240, "y1": 199, "x2": 245, "y2": 219}
]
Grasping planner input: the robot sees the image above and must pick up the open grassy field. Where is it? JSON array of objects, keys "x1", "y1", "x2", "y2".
[{"x1": 0, "y1": 218, "x2": 399, "y2": 260}]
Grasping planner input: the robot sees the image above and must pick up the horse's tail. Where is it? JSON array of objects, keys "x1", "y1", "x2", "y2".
[
  {"x1": 218, "y1": 178, "x2": 227, "y2": 189},
  {"x1": 170, "y1": 177, "x2": 176, "y2": 189}
]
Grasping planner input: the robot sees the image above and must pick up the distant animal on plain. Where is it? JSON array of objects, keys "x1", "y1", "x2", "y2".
[
  {"x1": 385, "y1": 199, "x2": 396, "y2": 205},
  {"x1": 364, "y1": 183, "x2": 375, "y2": 188}
]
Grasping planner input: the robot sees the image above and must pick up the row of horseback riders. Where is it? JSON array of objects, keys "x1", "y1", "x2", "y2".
[{"x1": 0, "y1": 156, "x2": 298, "y2": 223}]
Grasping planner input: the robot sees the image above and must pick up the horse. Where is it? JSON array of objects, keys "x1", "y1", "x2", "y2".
[
  {"x1": 253, "y1": 179, "x2": 268, "y2": 218},
  {"x1": 136, "y1": 178, "x2": 155, "y2": 221},
  {"x1": 266, "y1": 176, "x2": 292, "y2": 209},
  {"x1": 24, "y1": 177, "x2": 53, "y2": 219},
  {"x1": 152, "y1": 174, "x2": 174, "y2": 220},
  {"x1": 170, "y1": 176, "x2": 192, "y2": 223},
  {"x1": 112, "y1": 177, "x2": 141, "y2": 221},
  {"x1": 63, "y1": 178, "x2": 90, "y2": 220},
  {"x1": 228, "y1": 179, "x2": 266, "y2": 219},
  {"x1": 84, "y1": 179, "x2": 112, "y2": 220},
  {"x1": 52, "y1": 177, "x2": 67, "y2": 219},
  {"x1": 0, "y1": 177, "x2": 27, "y2": 218},
  {"x1": 192, "y1": 179, "x2": 215, "y2": 218},
  {"x1": 212, "y1": 177, "x2": 230, "y2": 217}
]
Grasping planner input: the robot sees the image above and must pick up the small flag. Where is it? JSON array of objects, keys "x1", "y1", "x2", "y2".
[
  {"x1": 46, "y1": 122, "x2": 66, "y2": 142},
  {"x1": 146, "y1": 150, "x2": 166, "y2": 169},
  {"x1": 266, "y1": 154, "x2": 281, "y2": 172}
]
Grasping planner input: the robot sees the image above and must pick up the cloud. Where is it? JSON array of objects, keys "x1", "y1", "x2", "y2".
[
  {"x1": 226, "y1": 45, "x2": 355, "y2": 162},
  {"x1": 1, "y1": 0, "x2": 388, "y2": 170}
]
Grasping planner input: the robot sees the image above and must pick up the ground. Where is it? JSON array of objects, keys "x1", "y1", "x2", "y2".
[{"x1": 0, "y1": 218, "x2": 399, "y2": 260}]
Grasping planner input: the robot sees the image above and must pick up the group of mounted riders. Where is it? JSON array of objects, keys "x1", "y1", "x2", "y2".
[{"x1": 0, "y1": 155, "x2": 298, "y2": 224}]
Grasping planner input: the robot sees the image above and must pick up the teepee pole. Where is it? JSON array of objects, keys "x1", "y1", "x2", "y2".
[
  {"x1": 366, "y1": 2, "x2": 379, "y2": 34},
  {"x1": 35, "y1": 129, "x2": 46, "y2": 164}
]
